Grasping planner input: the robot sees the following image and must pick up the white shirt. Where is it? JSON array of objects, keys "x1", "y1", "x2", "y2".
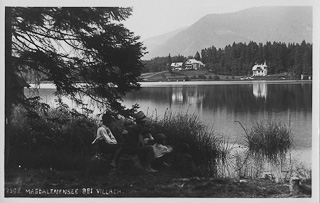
[
  {"x1": 152, "y1": 143, "x2": 173, "y2": 158},
  {"x1": 92, "y1": 125, "x2": 117, "y2": 144}
]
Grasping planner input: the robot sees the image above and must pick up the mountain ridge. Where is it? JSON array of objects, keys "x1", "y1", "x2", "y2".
[{"x1": 143, "y1": 6, "x2": 312, "y2": 60}]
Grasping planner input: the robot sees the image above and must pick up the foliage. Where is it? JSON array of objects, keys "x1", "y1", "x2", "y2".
[
  {"x1": 144, "y1": 41, "x2": 311, "y2": 77},
  {"x1": 242, "y1": 120, "x2": 293, "y2": 164},
  {"x1": 8, "y1": 106, "x2": 230, "y2": 175},
  {"x1": 184, "y1": 76, "x2": 190, "y2": 81},
  {"x1": 194, "y1": 51, "x2": 201, "y2": 61},
  {"x1": 9, "y1": 105, "x2": 97, "y2": 170},
  {"x1": 201, "y1": 41, "x2": 312, "y2": 76},
  {"x1": 149, "y1": 110, "x2": 227, "y2": 176},
  {"x1": 143, "y1": 55, "x2": 187, "y2": 72},
  {"x1": 197, "y1": 74, "x2": 206, "y2": 79},
  {"x1": 213, "y1": 75, "x2": 220, "y2": 80},
  {"x1": 6, "y1": 7, "x2": 145, "y2": 117}
]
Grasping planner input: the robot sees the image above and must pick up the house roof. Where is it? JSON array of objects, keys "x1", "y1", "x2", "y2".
[
  {"x1": 186, "y1": 59, "x2": 204, "y2": 65},
  {"x1": 171, "y1": 62, "x2": 183, "y2": 67},
  {"x1": 252, "y1": 64, "x2": 267, "y2": 71}
]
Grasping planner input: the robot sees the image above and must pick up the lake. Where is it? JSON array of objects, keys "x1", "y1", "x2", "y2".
[{"x1": 25, "y1": 81, "x2": 313, "y2": 167}]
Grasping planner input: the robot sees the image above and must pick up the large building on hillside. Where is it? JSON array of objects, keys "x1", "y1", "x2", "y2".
[
  {"x1": 185, "y1": 59, "x2": 204, "y2": 70},
  {"x1": 252, "y1": 62, "x2": 268, "y2": 76},
  {"x1": 171, "y1": 62, "x2": 183, "y2": 71}
]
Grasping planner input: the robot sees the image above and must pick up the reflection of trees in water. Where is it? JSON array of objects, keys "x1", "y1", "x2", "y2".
[
  {"x1": 125, "y1": 83, "x2": 312, "y2": 115},
  {"x1": 31, "y1": 83, "x2": 312, "y2": 116}
]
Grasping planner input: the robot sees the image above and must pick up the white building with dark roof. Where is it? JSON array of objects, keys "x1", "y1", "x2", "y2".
[
  {"x1": 185, "y1": 59, "x2": 204, "y2": 70},
  {"x1": 252, "y1": 62, "x2": 268, "y2": 76},
  {"x1": 171, "y1": 62, "x2": 183, "y2": 71}
]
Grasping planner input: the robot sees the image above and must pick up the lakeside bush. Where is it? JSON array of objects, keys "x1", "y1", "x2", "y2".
[
  {"x1": 213, "y1": 75, "x2": 220, "y2": 80},
  {"x1": 8, "y1": 105, "x2": 298, "y2": 180},
  {"x1": 8, "y1": 107, "x2": 228, "y2": 176},
  {"x1": 198, "y1": 74, "x2": 206, "y2": 79},
  {"x1": 8, "y1": 105, "x2": 97, "y2": 170},
  {"x1": 149, "y1": 110, "x2": 227, "y2": 176},
  {"x1": 228, "y1": 120, "x2": 295, "y2": 181},
  {"x1": 245, "y1": 120, "x2": 293, "y2": 164}
]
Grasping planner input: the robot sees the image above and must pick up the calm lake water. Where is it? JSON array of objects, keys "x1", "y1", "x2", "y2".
[{"x1": 25, "y1": 81, "x2": 313, "y2": 166}]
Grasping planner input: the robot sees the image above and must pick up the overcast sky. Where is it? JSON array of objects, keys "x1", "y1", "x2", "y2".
[{"x1": 1, "y1": 0, "x2": 316, "y2": 41}]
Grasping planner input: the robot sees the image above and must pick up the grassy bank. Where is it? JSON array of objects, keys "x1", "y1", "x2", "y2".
[
  {"x1": 5, "y1": 106, "x2": 312, "y2": 197},
  {"x1": 142, "y1": 70, "x2": 304, "y2": 82},
  {"x1": 6, "y1": 167, "x2": 309, "y2": 197}
]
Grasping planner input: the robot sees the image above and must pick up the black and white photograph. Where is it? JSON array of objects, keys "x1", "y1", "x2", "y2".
[{"x1": 1, "y1": 0, "x2": 319, "y2": 201}]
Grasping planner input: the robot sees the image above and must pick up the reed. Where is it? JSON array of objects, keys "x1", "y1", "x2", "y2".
[
  {"x1": 244, "y1": 120, "x2": 293, "y2": 164},
  {"x1": 149, "y1": 110, "x2": 228, "y2": 176},
  {"x1": 8, "y1": 105, "x2": 96, "y2": 170}
]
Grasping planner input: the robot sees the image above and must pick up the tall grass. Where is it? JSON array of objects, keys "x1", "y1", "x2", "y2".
[
  {"x1": 149, "y1": 110, "x2": 228, "y2": 176},
  {"x1": 8, "y1": 105, "x2": 97, "y2": 170},
  {"x1": 228, "y1": 120, "x2": 295, "y2": 181},
  {"x1": 244, "y1": 120, "x2": 293, "y2": 164}
]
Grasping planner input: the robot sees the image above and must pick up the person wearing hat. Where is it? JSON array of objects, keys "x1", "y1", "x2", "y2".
[
  {"x1": 134, "y1": 111, "x2": 149, "y2": 124},
  {"x1": 133, "y1": 111, "x2": 155, "y2": 146},
  {"x1": 114, "y1": 111, "x2": 157, "y2": 172}
]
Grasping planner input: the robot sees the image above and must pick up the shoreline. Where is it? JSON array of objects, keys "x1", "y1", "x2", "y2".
[
  {"x1": 28, "y1": 80, "x2": 312, "y2": 89},
  {"x1": 139, "y1": 80, "x2": 312, "y2": 87}
]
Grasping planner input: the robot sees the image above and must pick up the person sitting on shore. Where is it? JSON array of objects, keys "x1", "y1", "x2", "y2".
[
  {"x1": 111, "y1": 111, "x2": 157, "y2": 172},
  {"x1": 142, "y1": 127, "x2": 154, "y2": 146},
  {"x1": 152, "y1": 133, "x2": 173, "y2": 169},
  {"x1": 92, "y1": 113, "x2": 120, "y2": 166}
]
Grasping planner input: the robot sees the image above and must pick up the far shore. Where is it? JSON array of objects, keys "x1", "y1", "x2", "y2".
[
  {"x1": 28, "y1": 80, "x2": 312, "y2": 89},
  {"x1": 139, "y1": 80, "x2": 312, "y2": 87}
]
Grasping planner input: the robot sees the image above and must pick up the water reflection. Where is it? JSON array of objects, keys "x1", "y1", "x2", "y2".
[
  {"x1": 253, "y1": 83, "x2": 267, "y2": 99},
  {"x1": 25, "y1": 82, "x2": 312, "y2": 166},
  {"x1": 123, "y1": 83, "x2": 312, "y2": 154},
  {"x1": 171, "y1": 87, "x2": 183, "y2": 103}
]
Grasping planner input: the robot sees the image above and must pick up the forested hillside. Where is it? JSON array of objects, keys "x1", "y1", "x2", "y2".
[{"x1": 144, "y1": 41, "x2": 312, "y2": 77}]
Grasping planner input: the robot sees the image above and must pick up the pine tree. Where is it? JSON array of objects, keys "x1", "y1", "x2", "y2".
[
  {"x1": 6, "y1": 7, "x2": 145, "y2": 116},
  {"x1": 194, "y1": 51, "x2": 201, "y2": 61}
]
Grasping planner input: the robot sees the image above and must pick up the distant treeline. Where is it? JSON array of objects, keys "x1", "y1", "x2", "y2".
[
  {"x1": 142, "y1": 54, "x2": 187, "y2": 73},
  {"x1": 144, "y1": 41, "x2": 312, "y2": 76}
]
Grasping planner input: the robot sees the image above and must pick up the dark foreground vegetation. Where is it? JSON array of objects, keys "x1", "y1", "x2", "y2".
[
  {"x1": 5, "y1": 106, "x2": 312, "y2": 197},
  {"x1": 6, "y1": 166, "x2": 310, "y2": 197}
]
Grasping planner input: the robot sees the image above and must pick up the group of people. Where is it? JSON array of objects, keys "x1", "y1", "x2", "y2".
[{"x1": 92, "y1": 111, "x2": 192, "y2": 173}]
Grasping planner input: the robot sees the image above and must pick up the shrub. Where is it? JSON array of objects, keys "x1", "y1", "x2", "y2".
[
  {"x1": 213, "y1": 75, "x2": 220, "y2": 81},
  {"x1": 9, "y1": 105, "x2": 97, "y2": 170},
  {"x1": 242, "y1": 120, "x2": 293, "y2": 164},
  {"x1": 198, "y1": 74, "x2": 206, "y2": 79},
  {"x1": 190, "y1": 75, "x2": 197, "y2": 80},
  {"x1": 149, "y1": 110, "x2": 227, "y2": 176}
]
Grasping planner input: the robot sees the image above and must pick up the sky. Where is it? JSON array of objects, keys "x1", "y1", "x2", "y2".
[
  {"x1": 1, "y1": 0, "x2": 317, "y2": 41},
  {"x1": 119, "y1": 0, "x2": 316, "y2": 40}
]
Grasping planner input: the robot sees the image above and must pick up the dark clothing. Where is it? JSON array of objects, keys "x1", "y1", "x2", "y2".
[
  {"x1": 172, "y1": 152, "x2": 194, "y2": 175},
  {"x1": 122, "y1": 124, "x2": 142, "y2": 146},
  {"x1": 96, "y1": 140, "x2": 120, "y2": 154},
  {"x1": 120, "y1": 145, "x2": 154, "y2": 167}
]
